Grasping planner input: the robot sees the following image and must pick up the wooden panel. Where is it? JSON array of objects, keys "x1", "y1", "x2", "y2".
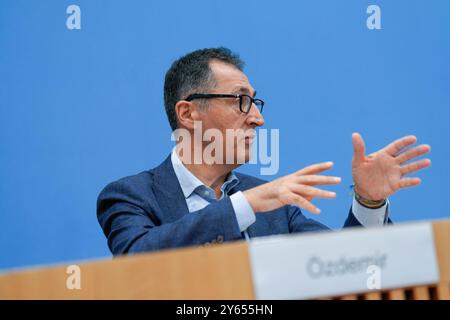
[
  {"x1": 0, "y1": 242, "x2": 254, "y2": 300},
  {"x1": 340, "y1": 294, "x2": 358, "y2": 300},
  {"x1": 387, "y1": 289, "x2": 405, "y2": 300},
  {"x1": 436, "y1": 283, "x2": 450, "y2": 300},
  {"x1": 2, "y1": 220, "x2": 450, "y2": 300},
  {"x1": 412, "y1": 286, "x2": 430, "y2": 300},
  {"x1": 364, "y1": 291, "x2": 382, "y2": 300},
  {"x1": 433, "y1": 221, "x2": 450, "y2": 283}
]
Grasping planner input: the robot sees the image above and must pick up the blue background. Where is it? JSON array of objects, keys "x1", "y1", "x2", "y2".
[{"x1": 1, "y1": 0, "x2": 449, "y2": 271}]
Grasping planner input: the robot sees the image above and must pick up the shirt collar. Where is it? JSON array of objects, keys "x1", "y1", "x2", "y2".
[{"x1": 171, "y1": 147, "x2": 239, "y2": 199}]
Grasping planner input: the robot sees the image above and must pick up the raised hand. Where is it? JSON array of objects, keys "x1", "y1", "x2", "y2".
[{"x1": 351, "y1": 132, "x2": 431, "y2": 201}]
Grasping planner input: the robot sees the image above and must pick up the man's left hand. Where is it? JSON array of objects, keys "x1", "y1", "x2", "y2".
[{"x1": 351, "y1": 132, "x2": 431, "y2": 201}]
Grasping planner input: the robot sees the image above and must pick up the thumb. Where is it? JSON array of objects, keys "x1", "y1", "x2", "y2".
[{"x1": 352, "y1": 132, "x2": 365, "y2": 163}]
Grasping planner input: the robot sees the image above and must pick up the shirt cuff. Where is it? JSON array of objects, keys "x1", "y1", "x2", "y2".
[
  {"x1": 352, "y1": 197, "x2": 390, "y2": 227},
  {"x1": 230, "y1": 191, "x2": 256, "y2": 232}
]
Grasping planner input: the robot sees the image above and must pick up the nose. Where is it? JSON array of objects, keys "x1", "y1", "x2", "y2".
[{"x1": 246, "y1": 104, "x2": 265, "y2": 127}]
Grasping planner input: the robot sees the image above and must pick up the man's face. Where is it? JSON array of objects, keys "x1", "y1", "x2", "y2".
[{"x1": 196, "y1": 60, "x2": 265, "y2": 165}]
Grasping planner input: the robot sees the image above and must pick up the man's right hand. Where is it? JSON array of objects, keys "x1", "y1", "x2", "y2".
[{"x1": 243, "y1": 162, "x2": 341, "y2": 214}]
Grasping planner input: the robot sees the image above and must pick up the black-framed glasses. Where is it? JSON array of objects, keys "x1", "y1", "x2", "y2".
[{"x1": 184, "y1": 93, "x2": 264, "y2": 114}]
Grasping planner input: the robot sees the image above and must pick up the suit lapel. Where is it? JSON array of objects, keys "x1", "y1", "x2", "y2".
[{"x1": 151, "y1": 155, "x2": 190, "y2": 223}]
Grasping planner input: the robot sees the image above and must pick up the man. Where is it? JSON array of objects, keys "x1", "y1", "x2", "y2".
[{"x1": 97, "y1": 47, "x2": 431, "y2": 255}]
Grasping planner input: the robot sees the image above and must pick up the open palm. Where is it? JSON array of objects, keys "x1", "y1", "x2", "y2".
[{"x1": 351, "y1": 133, "x2": 431, "y2": 201}]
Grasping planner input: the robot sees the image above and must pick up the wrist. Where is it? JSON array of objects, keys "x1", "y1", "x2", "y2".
[
  {"x1": 243, "y1": 189, "x2": 260, "y2": 213},
  {"x1": 352, "y1": 185, "x2": 386, "y2": 209}
]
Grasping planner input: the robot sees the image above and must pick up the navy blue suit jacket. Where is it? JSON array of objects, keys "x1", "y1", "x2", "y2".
[{"x1": 97, "y1": 155, "x2": 364, "y2": 255}]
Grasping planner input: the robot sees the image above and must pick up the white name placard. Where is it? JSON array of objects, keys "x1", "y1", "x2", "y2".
[{"x1": 249, "y1": 222, "x2": 439, "y2": 299}]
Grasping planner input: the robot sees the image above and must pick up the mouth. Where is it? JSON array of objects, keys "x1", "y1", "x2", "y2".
[
  {"x1": 236, "y1": 129, "x2": 256, "y2": 145},
  {"x1": 244, "y1": 135, "x2": 255, "y2": 144}
]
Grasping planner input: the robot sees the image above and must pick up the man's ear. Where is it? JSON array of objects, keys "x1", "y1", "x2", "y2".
[{"x1": 175, "y1": 100, "x2": 201, "y2": 130}]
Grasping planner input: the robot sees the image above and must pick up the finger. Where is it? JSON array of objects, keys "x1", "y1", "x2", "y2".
[
  {"x1": 400, "y1": 159, "x2": 432, "y2": 176},
  {"x1": 289, "y1": 184, "x2": 337, "y2": 199},
  {"x1": 384, "y1": 135, "x2": 417, "y2": 156},
  {"x1": 294, "y1": 175, "x2": 342, "y2": 186},
  {"x1": 289, "y1": 194, "x2": 321, "y2": 214},
  {"x1": 352, "y1": 132, "x2": 366, "y2": 163},
  {"x1": 399, "y1": 177, "x2": 421, "y2": 189},
  {"x1": 396, "y1": 144, "x2": 431, "y2": 164},
  {"x1": 294, "y1": 161, "x2": 334, "y2": 176}
]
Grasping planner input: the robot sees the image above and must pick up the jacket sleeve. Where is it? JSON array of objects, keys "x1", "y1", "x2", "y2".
[
  {"x1": 97, "y1": 180, "x2": 244, "y2": 255},
  {"x1": 344, "y1": 204, "x2": 393, "y2": 227},
  {"x1": 288, "y1": 205, "x2": 393, "y2": 233},
  {"x1": 288, "y1": 205, "x2": 331, "y2": 233}
]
